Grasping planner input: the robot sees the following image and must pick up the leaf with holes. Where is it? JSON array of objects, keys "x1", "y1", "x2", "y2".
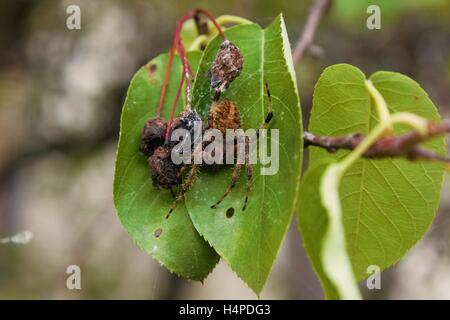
[
  {"x1": 113, "y1": 51, "x2": 219, "y2": 281},
  {"x1": 298, "y1": 63, "x2": 446, "y2": 297},
  {"x1": 185, "y1": 15, "x2": 303, "y2": 294}
]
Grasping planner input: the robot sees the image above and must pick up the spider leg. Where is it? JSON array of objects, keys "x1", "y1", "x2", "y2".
[
  {"x1": 243, "y1": 163, "x2": 253, "y2": 211},
  {"x1": 210, "y1": 83, "x2": 273, "y2": 211},
  {"x1": 256, "y1": 82, "x2": 274, "y2": 142},
  {"x1": 243, "y1": 83, "x2": 273, "y2": 210},
  {"x1": 243, "y1": 137, "x2": 253, "y2": 211},
  {"x1": 210, "y1": 163, "x2": 242, "y2": 209},
  {"x1": 166, "y1": 163, "x2": 189, "y2": 199},
  {"x1": 166, "y1": 164, "x2": 200, "y2": 219},
  {"x1": 177, "y1": 163, "x2": 189, "y2": 179}
]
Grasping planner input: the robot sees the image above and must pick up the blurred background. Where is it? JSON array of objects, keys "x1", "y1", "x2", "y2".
[{"x1": 0, "y1": 0, "x2": 449, "y2": 299}]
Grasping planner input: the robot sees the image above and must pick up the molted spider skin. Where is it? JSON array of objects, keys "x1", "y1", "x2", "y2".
[
  {"x1": 210, "y1": 40, "x2": 244, "y2": 95},
  {"x1": 140, "y1": 117, "x2": 167, "y2": 157},
  {"x1": 149, "y1": 146, "x2": 181, "y2": 190}
]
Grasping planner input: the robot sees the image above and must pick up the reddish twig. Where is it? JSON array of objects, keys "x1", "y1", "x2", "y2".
[
  {"x1": 162, "y1": 9, "x2": 226, "y2": 144},
  {"x1": 304, "y1": 121, "x2": 450, "y2": 165},
  {"x1": 156, "y1": 45, "x2": 176, "y2": 118},
  {"x1": 292, "y1": 0, "x2": 332, "y2": 65},
  {"x1": 165, "y1": 65, "x2": 187, "y2": 144}
]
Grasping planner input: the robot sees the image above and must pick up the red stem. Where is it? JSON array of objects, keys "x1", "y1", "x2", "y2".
[
  {"x1": 160, "y1": 9, "x2": 226, "y2": 143},
  {"x1": 155, "y1": 11, "x2": 195, "y2": 119},
  {"x1": 163, "y1": 13, "x2": 194, "y2": 144},
  {"x1": 156, "y1": 45, "x2": 175, "y2": 118},
  {"x1": 165, "y1": 65, "x2": 186, "y2": 145}
]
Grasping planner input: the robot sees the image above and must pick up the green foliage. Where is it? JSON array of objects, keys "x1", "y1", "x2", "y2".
[
  {"x1": 113, "y1": 52, "x2": 219, "y2": 281},
  {"x1": 298, "y1": 64, "x2": 445, "y2": 298},
  {"x1": 114, "y1": 15, "x2": 302, "y2": 293},
  {"x1": 332, "y1": 0, "x2": 449, "y2": 27},
  {"x1": 114, "y1": 11, "x2": 447, "y2": 299},
  {"x1": 186, "y1": 15, "x2": 303, "y2": 294}
]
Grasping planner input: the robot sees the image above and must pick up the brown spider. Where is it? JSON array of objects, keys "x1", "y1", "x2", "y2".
[
  {"x1": 140, "y1": 40, "x2": 243, "y2": 191},
  {"x1": 166, "y1": 82, "x2": 274, "y2": 217},
  {"x1": 140, "y1": 38, "x2": 273, "y2": 218}
]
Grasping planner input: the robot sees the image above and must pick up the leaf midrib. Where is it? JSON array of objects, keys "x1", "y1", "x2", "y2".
[{"x1": 255, "y1": 26, "x2": 265, "y2": 290}]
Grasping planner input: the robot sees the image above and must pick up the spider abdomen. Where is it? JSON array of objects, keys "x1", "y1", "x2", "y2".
[{"x1": 208, "y1": 100, "x2": 241, "y2": 135}]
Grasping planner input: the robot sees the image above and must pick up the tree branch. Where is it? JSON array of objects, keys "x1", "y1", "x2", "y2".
[
  {"x1": 292, "y1": 0, "x2": 332, "y2": 65},
  {"x1": 304, "y1": 121, "x2": 450, "y2": 165},
  {"x1": 292, "y1": 2, "x2": 448, "y2": 167}
]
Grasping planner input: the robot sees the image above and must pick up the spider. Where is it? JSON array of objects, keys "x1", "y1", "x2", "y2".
[
  {"x1": 166, "y1": 82, "x2": 274, "y2": 218},
  {"x1": 141, "y1": 39, "x2": 244, "y2": 193},
  {"x1": 140, "y1": 37, "x2": 273, "y2": 218}
]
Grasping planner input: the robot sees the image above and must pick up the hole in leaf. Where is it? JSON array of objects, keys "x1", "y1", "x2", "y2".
[
  {"x1": 226, "y1": 207, "x2": 235, "y2": 218},
  {"x1": 154, "y1": 228, "x2": 163, "y2": 238},
  {"x1": 147, "y1": 64, "x2": 158, "y2": 84},
  {"x1": 148, "y1": 63, "x2": 157, "y2": 73}
]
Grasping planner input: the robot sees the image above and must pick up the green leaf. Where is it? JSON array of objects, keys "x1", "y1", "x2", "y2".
[
  {"x1": 300, "y1": 64, "x2": 446, "y2": 295},
  {"x1": 185, "y1": 15, "x2": 303, "y2": 294},
  {"x1": 113, "y1": 51, "x2": 219, "y2": 281}
]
